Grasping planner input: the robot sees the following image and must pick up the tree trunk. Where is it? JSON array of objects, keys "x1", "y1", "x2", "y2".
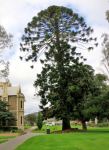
[
  {"x1": 62, "y1": 117, "x2": 71, "y2": 131},
  {"x1": 81, "y1": 120, "x2": 87, "y2": 131}
]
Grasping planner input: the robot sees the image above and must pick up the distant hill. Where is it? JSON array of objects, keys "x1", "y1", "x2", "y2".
[
  {"x1": 24, "y1": 112, "x2": 38, "y2": 117},
  {"x1": 24, "y1": 112, "x2": 38, "y2": 126}
]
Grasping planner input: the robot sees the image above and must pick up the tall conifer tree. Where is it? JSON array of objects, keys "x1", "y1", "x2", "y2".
[{"x1": 20, "y1": 6, "x2": 97, "y2": 130}]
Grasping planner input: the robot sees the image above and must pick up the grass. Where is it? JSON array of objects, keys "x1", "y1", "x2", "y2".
[
  {"x1": 32, "y1": 125, "x2": 62, "y2": 133},
  {"x1": 16, "y1": 127, "x2": 109, "y2": 150},
  {"x1": 33, "y1": 124, "x2": 108, "y2": 133},
  {"x1": 24, "y1": 125, "x2": 32, "y2": 129},
  {"x1": 0, "y1": 136, "x2": 15, "y2": 144}
]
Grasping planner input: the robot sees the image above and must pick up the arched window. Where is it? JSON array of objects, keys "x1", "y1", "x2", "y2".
[
  {"x1": 21, "y1": 116, "x2": 22, "y2": 125},
  {"x1": 21, "y1": 101, "x2": 23, "y2": 109}
]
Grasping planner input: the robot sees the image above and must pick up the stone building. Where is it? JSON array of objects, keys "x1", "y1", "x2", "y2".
[{"x1": 0, "y1": 81, "x2": 25, "y2": 129}]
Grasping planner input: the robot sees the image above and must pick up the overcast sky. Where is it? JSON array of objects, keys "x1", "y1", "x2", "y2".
[{"x1": 0, "y1": 0, "x2": 109, "y2": 114}]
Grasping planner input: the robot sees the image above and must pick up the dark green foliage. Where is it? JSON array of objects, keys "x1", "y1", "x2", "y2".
[
  {"x1": 67, "y1": 64, "x2": 97, "y2": 130},
  {"x1": 85, "y1": 74, "x2": 109, "y2": 122},
  {"x1": 0, "y1": 100, "x2": 16, "y2": 128},
  {"x1": 87, "y1": 89, "x2": 109, "y2": 121},
  {"x1": 36, "y1": 112, "x2": 43, "y2": 130},
  {"x1": 20, "y1": 6, "x2": 97, "y2": 130},
  {"x1": 20, "y1": 5, "x2": 97, "y2": 62}
]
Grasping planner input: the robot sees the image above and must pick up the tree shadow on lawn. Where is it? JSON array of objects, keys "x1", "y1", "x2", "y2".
[
  {"x1": 87, "y1": 130, "x2": 109, "y2": 134},
  {"x1": 52, "y1": 128, "x2": 109, "y2": 134}
]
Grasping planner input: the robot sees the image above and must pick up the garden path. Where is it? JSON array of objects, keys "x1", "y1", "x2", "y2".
[{"x1": 0, "y1": 127, "x2": 44, "y2": 150}]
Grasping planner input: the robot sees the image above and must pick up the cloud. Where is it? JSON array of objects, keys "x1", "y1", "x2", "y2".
[
  {"x1": 8, "y1": 49, "x2": 42, "y2": 114},
  {"x1": 82, "y1": 26, "x2": 109, "y2": 69},
  {"x1": 1, "y1": 0, "x2": 108, "y2": 31},
  {"x1": 68, "y1": 0, "x2": 109, "y2": 26},
  {"x1": 0, "y1": 0, "x2": 109, "y2": 114}
]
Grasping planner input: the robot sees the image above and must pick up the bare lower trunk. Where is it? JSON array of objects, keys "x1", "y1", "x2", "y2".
[
  {"x1": 62, "y1": 117, "x2": 71, "y2": 131},
  {"x1": 82, "y1": 120, "x2": 87, "y2": 131}
]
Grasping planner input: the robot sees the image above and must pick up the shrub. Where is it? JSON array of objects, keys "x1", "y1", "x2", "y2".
[
  {"x1": 36, "y1": 112, "x2": 43, "y2": 130},
  {"x1": 97, "y1": 122, "x2": 109, "y2": 127},
  {"x1": 0, "y1": 126, "x2": 18, "y2": 132}
]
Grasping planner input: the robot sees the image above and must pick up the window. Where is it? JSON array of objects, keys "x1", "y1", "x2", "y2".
[
  {"x1": 21, "y1": 101, "x2": 23, "y2": 109},
  {"x1": 21, "y1": 116, "x2": 22, "y2": 125}
]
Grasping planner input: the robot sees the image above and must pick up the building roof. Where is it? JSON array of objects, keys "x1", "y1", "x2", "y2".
[
  {"x1": 0, "y1": 86, "x2": 24, "y2": 96},
  {"x1": 8, "y1": 87, "x2": 20, "y2": 95}
]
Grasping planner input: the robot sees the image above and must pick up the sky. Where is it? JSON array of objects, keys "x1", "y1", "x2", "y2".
[{"x1": 0, "y1": 0, "x2": 109, "y2": 114}]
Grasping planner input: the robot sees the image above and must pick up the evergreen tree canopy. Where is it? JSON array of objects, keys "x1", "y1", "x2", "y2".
[
  {"x1": 36, "y1": 112, "x2": 43, "y2": 130},
  {"x1": 20, "y1": 6, "x2": 97, "y2": 130},
  {"x1": 20, "y1": 5, "x2": 97, "y2": 63},
  {"x1": 86, "y1": 74, "x2": 109, "y2": 122},
  {"x1": 0, "y1": 100, "x2": 15, "y2": 127}
]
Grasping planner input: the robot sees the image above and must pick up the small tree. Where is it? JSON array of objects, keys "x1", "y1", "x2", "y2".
[
  {"x1": 101, "y1": 11, "x2": 109, "y2": 76},
  {"x1": 0, "y1": 100, "x2": 15, "y2": 128},
  {"x1": 0, "y1": 25, "x2": 12, "y2": 50},
  {"x1": 0, "y1": 25, "x2": 12, "y2": 80},
  {"x1": 86, "y1": 74, "x2": 109, "y2": 123},
  {"x1": 36, "y1": 112, "x2": 43, "y2": 130},
  {"x1": 102, "y1": 34, "x2": 109, "y2": 75},
  {"x1": 67, "y1": 64, "x2": 96, "y2": 130}
]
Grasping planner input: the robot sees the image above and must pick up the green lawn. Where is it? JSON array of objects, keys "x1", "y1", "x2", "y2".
[
  {"x1": 33, "y1": 124, "x2": 109, "y2": 133},
  {"x1": 33, "y1": 125, "x2": 62, "y2": 133},
  {"x1": 0, "y1": 136, "x2": 15, "y2": 144},
  {"x1": 16, "y1": 129, "x2": 109, "y2": 150}
]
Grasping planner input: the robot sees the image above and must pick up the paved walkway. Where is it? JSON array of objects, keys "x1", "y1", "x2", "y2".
[{"x1": 0, "y1": 128, "x2": 44, "y2": 150}]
